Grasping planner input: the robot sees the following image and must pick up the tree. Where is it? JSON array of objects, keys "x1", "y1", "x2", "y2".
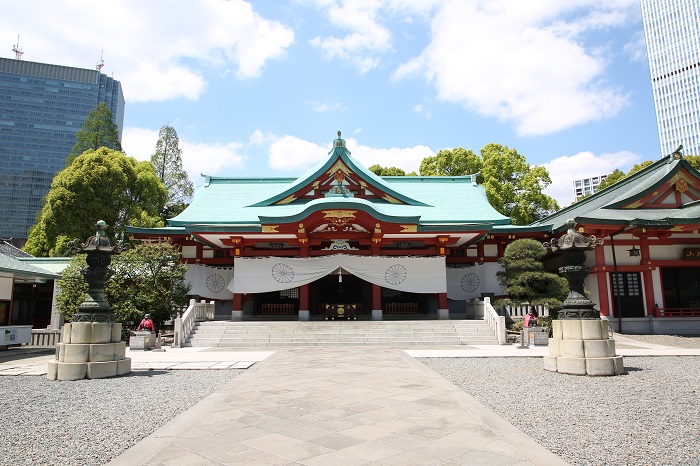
[
  {"x1": 150, "y1": 125, "x2": 194, "y2": 218},
  {"x1": 419, "y1": 145, "x2": 559, "y2": 224},
  {"x1": 419, "y1": 148, "x2": 481, "y2": 176},
  {"x1": 107, "y1": 242, "x2": 190, "y2": 330},
  {"x1": 55, "y1": 254, "x2": 88, "y2": 319},
  {"x1": 597, "y1": 161, "x2": 654, "y2": 192},
  {"x1": 67, "y1": 103, "x2": 122, "y2": 165},
  {"x1": 496, "y1": 239, "x2": 568, "y2": 309},
  {"x1": 24, "y1": 147, "x2": 167, "y2": 257},
  {"x1": 368, "y1": 164, "x2": 416, "y2": 176},
  {"x1": 55, "y1": 243, "x2": 190, "y2": 331}
]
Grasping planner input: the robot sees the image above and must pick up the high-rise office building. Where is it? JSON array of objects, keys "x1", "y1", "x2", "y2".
[
  {"x1": 0, "y1": 57, "x2": 124, "y2": 243},
  {"x1": 573, "y1": 174, "x2": 609, "y2": 201},
  {"x1": 640, "y1": 0, "x2": 700, "y2": 157}
]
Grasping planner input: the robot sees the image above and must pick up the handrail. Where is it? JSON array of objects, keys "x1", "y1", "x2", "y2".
[
  {"x1": 654, "y1": 307, "x2": 700, "y2": 317},
  {"x1": 30, "y1": 329, "x2": 62, "y2": 346},
  {"x1": 173, "y1": 299, "x2": 215, "y2": 347},
  {"x1": 483, "y1": 297, "x2": 507, "y2": 345}
]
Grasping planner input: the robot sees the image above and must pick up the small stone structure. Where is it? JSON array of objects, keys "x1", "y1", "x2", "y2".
[
  {"x1": 543, "y1": 220, "x2": 624, "y2": 376},
  {"x1": 48, "y1": 221, "x2": 131, "y2": 380}
]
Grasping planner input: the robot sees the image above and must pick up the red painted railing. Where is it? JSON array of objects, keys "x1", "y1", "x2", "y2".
[{"x1": 654, "y1": 306, "x2": 700, "y2": 317}]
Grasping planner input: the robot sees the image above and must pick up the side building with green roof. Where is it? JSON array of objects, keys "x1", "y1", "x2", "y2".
[{"x1": 531, "y1": 149, "x2": 700, "y2": 334}]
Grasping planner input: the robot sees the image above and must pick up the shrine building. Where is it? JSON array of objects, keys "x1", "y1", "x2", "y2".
[
  {"x1": 128, "y1": 133, "x2": 700, "y2": 334},
  {"x1": 128, "y1": 132, "x2": 544, "y2": 322}
]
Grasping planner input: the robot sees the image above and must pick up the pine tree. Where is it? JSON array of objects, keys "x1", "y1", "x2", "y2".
[{"x1": 150, "y1": 125, "x2": 194, "y2": 219}]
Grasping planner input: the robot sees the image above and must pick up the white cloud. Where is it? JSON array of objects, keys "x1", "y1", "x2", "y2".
[
  {"x1": 542, "y1": 150, "x2": 641, "y2": 207},
  {"x1": 394, "y1": 0, "x2": 638, "y2": 135},
  {"x1": 268, "y1": 135, "x2": 329, "y2": 170},
  {"x1": 309, "y1": 1, "x2": 392, "y2": 73},
  {"x1": 267, "y1": 133, "x2": 433, "y2": 173},
  {"x1": 308, "y1": 100, "x2": 344, "y2": 112},
  {"x1": 123, "y1": 127, "x2": 245, "y2": 187},
  {"x1": 0, "y1": 1, "x2": 294, "y2": 102}
]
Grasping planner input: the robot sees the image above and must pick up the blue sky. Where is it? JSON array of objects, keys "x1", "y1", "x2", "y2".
[{"x1": 1, "y1": 0, "x2": 660, "y2": 207}]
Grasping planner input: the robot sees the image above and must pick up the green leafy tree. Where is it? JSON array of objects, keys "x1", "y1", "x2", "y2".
[
  {"x1": 685, "y1": 155, "x2": 700, "y2": 171},
  {"x1": 596, "y1": 169, "x2": 625, "y2": 191},
  {"x1": 67, "y1": 103, "x2": 122, "y2": 165},
  {"x1": 55, "y1": 255, "x2": 88, "y2": 320},
  {"x1": 24, "y1": 148, "x2": 167, "y2": 257},
  {"x1": 419, "y1": 145, "x2": 558, "y2": 224},
  {"x1": 419, "y1": 148, "x2": 481, "y2": 176},
  {"x1": 107, "y1": 242, "x2": 190, "y2": 330},
  {"x1": 368, "y1": 164, "x2": 416, "y2": 176},
  {"x1": 150, "y1": 125, "x2": 194, "y2": 218},
  {"x1": 597, "y1": 161, "x2": 654, "y2": 192},
  {"x1": 55, "y1": 243, "x2": 190, "y2": 330},
  {"x1": 496, "y1": 239, "x2": 568, "y2": 309}
]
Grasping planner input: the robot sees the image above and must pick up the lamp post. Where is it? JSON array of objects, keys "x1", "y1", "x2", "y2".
[
  {"x1": 68, "y1": 220, "x2": 128, "y2": 323},
  {"x1": 543, "y1": 219, "x2": 603, "y2": 319}
]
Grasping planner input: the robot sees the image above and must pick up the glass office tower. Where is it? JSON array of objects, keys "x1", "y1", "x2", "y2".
[
  {"x1": 0, "y1": 57, "x2": 124, "y2": 243},
  {"x1": 640, "y1": 0, "x2": 700, "y2": 157}
]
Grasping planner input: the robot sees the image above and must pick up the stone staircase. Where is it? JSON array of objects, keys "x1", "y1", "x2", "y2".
[{"x1": 184, "y1": 320, "x2": 499, "y2": 347}]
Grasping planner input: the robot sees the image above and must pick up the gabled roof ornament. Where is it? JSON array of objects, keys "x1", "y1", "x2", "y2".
[
  {"x1": 671, "y1": 144, "x2": 683, "y2": 161},
  {"x1": 329, "y1": 130, "x2": 347, "y2": 153}
]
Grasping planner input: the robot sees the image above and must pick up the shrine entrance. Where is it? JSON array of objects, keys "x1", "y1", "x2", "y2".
[{"x1": 311, "y1": 273, "x2": 371, "y2": 320}]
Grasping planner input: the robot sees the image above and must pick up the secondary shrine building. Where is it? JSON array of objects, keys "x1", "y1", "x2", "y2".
[{"x1": 128, "y1": 133, "x2": 700, "y2": 333}]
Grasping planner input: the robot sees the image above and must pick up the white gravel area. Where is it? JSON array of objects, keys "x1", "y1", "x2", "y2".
[
  {"x1": 617, "y1": 334, "x2": 700, "y2": 349},
  {"x1": 421, "y1": 356, "x2": 700, "y2": 466},
  {"x1": 0, "y1": 369, "x2": 241, "y2": 466}
]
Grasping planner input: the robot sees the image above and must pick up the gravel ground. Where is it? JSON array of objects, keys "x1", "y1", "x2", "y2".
[
  {"x1": 617, "y1": 334, "x2": 700, "y2": 349},
  {"x1": 421, "y1": 356, "x2": 700, "y2": 466},
  {"x1": 0, "y1": 369, "x2": 241, "y2": 466}
]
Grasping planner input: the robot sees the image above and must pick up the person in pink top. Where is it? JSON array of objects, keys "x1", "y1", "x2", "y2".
[
  {"x1": 524, "y1": 308, "x2": 538, "y2": 327},
  {"x1": 137, "y1": 313, "x2": 155, "y2": 332}
]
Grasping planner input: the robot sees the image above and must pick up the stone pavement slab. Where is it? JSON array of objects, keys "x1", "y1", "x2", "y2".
[{"x1": 108, "y1": 347, "x2": 567, "y2": 466}]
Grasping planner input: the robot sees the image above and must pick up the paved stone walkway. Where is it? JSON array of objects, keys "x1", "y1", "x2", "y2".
[{"x1": 109, "y1": 347, "x2": 566, "y2": 466}]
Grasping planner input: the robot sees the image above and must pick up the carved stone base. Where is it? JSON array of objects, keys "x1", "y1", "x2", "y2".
[
  {"x1": 544, "y1": 319, "x2": 624, "y2": 376},
  {"x1": 47, "y1": 322, "x2": 131, "y2": 381}
]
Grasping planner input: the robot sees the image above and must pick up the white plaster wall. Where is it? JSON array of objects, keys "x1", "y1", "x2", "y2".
[
  {"x1": 182, "y1": 246, "x2": 197, "y2": 259},
  {"x1": 483, "y1": 244, "x2": 498, "y2": 257},
  {"x1": 649, "y1": 244, "x2": 687, "y2": 261},
  {"x1": 0, "y1": 277, "x2": 12, "y2": 300}
]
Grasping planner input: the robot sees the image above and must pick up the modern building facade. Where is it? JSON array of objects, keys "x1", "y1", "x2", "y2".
[
  {"x1": 0, "y1": 57, "x2": 124, "y2": 243},
  {"x1": 641, "y1": 0, "x2": 700, "y2": 157},
  {"x1": 573, "y1": 174, "x2": 609, "y2": 200}
]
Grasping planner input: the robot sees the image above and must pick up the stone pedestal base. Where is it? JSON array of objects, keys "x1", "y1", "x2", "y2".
[
  {"x1": 298, "y1": 310, "x2": 310, "y2": 321},
  {"x1": 48, "y1": 322, "x2": 131, "y2": 381},
  {"x1": 372, "y1": 309, "x2": 383, "y2": 321},
  {"x1": 544, "y1": 319, "x2": 624, "y2": 376},
  {"x1": 129, "y1": 331, "x2": 156, "y2": 350},
  {"x1": 437, "y1": 309, "x2": 449, "y2": 320},
  {"x1": 231, "y1": 310, "x2": 243, "y2": 321}
]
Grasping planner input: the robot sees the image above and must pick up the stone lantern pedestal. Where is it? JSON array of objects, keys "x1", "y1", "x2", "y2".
[
  {"x1": 543, "y1": 319, "x2": 623, "y2": 376},
  {"x1": 543, "y1": 220, "x2": 624, "y2": 376},
  {"x1": 48, "y1": 322, "x2": 131, "y2": 381},
  {"x1": 47, "y1": 220, "x2": 131, "y2": 380}
]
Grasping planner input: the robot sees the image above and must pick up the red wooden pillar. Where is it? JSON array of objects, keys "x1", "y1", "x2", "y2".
[
  {"x1": 639, "y1": 236, "x2": 655, "y2": 316},
  {"x1": 232, "y1": 293, "x2": 243, "y2": 321},
  {"x1": 371, "y1": 283, "x2": 382, "y2": 320},
  {"x1": 595, "y1": 246, "x2": 611, "y2": 316},
  {"x1": 299, "y1": 284, "x2": 309, "y2": 310},
  {"x1": 438, "y1": 292, "x2": 449, "y2": 319}
]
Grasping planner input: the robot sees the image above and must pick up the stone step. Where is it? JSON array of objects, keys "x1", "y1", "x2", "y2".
[{"x1": 184, "y1": 319, "x2": 498, "y2": 347}]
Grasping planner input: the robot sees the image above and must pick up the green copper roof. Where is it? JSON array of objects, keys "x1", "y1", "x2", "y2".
[
  {"x1": 533, "y1": 155, "x2": 700, "y2": 232},
  {"x1": 0, "y1": 253, "x2": 61, "y2": 280},
  {"x1": 248, "y1": 135, "x2": 429, "y2": 207},
  {"x1": 161, "y1": 135, "x2": 510, "y2": 229}
]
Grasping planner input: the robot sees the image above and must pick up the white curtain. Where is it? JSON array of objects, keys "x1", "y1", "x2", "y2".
[
  {"x1": 185, "y1": 264, "x2": 234, "y2": 300},
  {"x1": 230, "y1": 255, "x2": 446, "y2": 294},
  {"x1": 445, "y1": 263, "x2": 505, "y2": 300}
]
